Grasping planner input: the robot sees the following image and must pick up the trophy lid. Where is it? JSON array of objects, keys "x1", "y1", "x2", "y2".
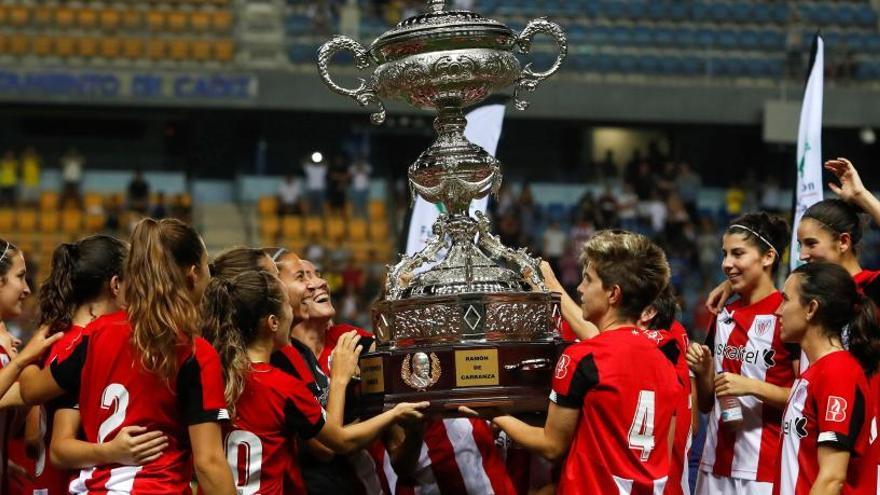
[{"x1": 370, "y1": 0, "x2": 515, "y2": 64}]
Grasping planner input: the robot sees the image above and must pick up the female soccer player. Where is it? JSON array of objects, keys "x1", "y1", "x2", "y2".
[
  {"x1": 21, "y1": 219, "x2": 235, "y2": 494},
  {"x1": 687, "y1": 213, "x2": 798, "y2": 495},
  {"x1": 486, "y1": 230, "x2": 680, "y2": 494},
  {"x1": 775, "y1": 262, "x2": 878, "y2": 494},
  {"x1": 202, "y1": 270, "x2": 427, "y2": 494}
]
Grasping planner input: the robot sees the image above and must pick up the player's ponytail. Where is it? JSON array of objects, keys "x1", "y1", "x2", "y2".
[
  {"x1": 793, "y1": 262, "x2": 880, "y2": 375},
  {"x1": 37, "y1": 235, "x2": 126, "y2": 334},
  {"x1": 201, "y1": 271, "x2": 286, "y2": 416}
]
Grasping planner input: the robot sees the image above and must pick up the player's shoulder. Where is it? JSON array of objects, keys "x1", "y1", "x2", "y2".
[
  {"x1": 328, "y1": 323, "x2": 371, "y2": 340},
  {"x1": 811, "y1": 351, "x2": 865, "y2": 382}
]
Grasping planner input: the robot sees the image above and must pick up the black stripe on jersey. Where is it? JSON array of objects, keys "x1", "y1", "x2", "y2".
[
  {"x1": 704, "y1": 317, "x2": 716, "y2": 351},
  {"x1": 552, "y1": 354, "x2": 599, "y2": 409},
  {"x1": 659, "y1": 340, "x2": 680, "y2": 367},
  {"x1": 49, "y1": 335, "x2": 89, "y2": 396},
  {"x1": 817, "y1": 387, "x2": 866, "y2": 452},
  {"x1": 271, "y1": 351, "x2": 304, "y2": 380},
  {"x1": 357, "y1": 336, "x2": 374, "y2": 353},
  {"x1": 284, "y1": 398, "x2": 325, "y2": 440},
  {"x1": 178, "y1": 355, "x2": 228, "y2": 425}
]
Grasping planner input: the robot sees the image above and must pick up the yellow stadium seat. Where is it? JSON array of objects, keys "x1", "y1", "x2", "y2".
[
  {"x1": 0, "y1": 6, "x2": 7, "y2": 26},
  {"x1": 78, "y1": 37, "x2": 99, "y2": 58},
  {"x1": 348, "y1": 218, "x2": 368, "y2": 242},
  {"x1": 33, "y1": 36, "x2": 52, "y2": 56},
  {"x1": 9, "y1": 34, "x2": 29, "y2": 56},
  {"x1": 191, "y1": 40, "x2": 211, "y2": 61},
  {"x1": 39, "y1": 211, "x2": 59, "y2": 233},
  {"x1": 55, "y1": 8, "x2": 75, "y2": 29},
  {"x1": 84, "y1": 193, "x2": 103, "y2": 210},
  {"x1": 260, "y1": 216, "x2": 280, "y2": 244},
  {"x1": 211, "y1": 11, "x2": 233, "y2": 32},
  {"x1": 100, "y1": 37, "x2": 121, "y2": 58},
  {"x1": 122, "y1": 10, "x2": 141, "y2": 30},
  {"x1": 214, "y1": 39, "x2": 234, "y2": 62},
  {"x1": 0, "y1": 36, "x2": 7, "y2": 55},
  {"x1": 146, "y1": 39, "x2": 166, "y2": 60},
  {"x1": 85, "y1": 213, "x2": 106, "y2": 232},
  {"x1": 9, "y1": 6, "x2": 29, "y2": 27},
  {"x1": 77, "y1": 9, "x2": 98, "y2": 30},
  {"x1": 167, "y1": 11, "x2": 187, "y2": 32},
  {"x1": 257, "y1": 196, "x2": 278, "y2": 217},
  {"x1": 326, "y1": 216, "x2": 346, "y2": 240},
  {"x1": 304, "y1": 217, "x2": 323, "y2": 237},
  {"x1": 40, "y1": 191, "x2": 59, "y2": 210},
  {"x1": 369, "y1": 221, "x2": 389, "y2": 241},
  {"x1": 100, "y1": 9, "x2": 121, "y2": 31},
  {"x1": 123, "y1": 38, "x2": 144, "y2": 59},
  {"x1": 190, "y1": 12, "x2": 210, "y2": 32},
  {"x1": 61, "y1": 209, "x2": 82, "y2": 234},
  {"x1": 368, "y1": 200, "x2": 386, "y2": 220},
  {"x1": 281, "y1": 216, "x2": 302, "y2": 239},
  {"x1": 146, "y1": 11, "x2": 165, "y2": 31},
  {"x1": 168, "y1": 39, "x2": 189, "y2": 60},
  {"x1": 33, "y1": 6, "x2": 51, "y2": 27},
  {"x1": 0, "y1": 209, "x2": 12, "y2": 232},
  {"x1": 56, "y1": 37, "x2": 75, "y2": 57}
]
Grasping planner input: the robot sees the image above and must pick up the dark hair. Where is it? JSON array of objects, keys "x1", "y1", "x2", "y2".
[
  {"x1": 126, "y1": 218, "x2": 206, "y2": 381},
  {"x1": 210, "y1": 247, "x2": 271, "y2": 280},
  {"x1": 802, "y1": 199, "x2": 864, "y2": 251},
  {"x1": 0, "y1": 238, "x2": 20, "y2": 281},
  {"x1": 38, "y1": 235, "x2": 127, "y2": 334},
  {"x1": 726, "y1": 212, "x2": 790, "y2": 273},
  {"x1": 793, "y1": 262, "x2": 880, "y2": 375},
  {"x1": 201, "y1": 271, "x2": 286, "y2": 416},
  {"x1": 647, "y1": 285, "x2": 678, "y2": 331}
]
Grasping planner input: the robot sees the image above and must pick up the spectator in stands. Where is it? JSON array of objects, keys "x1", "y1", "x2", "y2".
[
  {"x1": 60, "y1": 147, "x2": 84, "y2": 209},
  {"x1": 517, "y1": 184, "x2": 540, "y2": 248},
  {"x1": 676, "y1": 162, "x2": 701, "y2": 219},
  {"x1": 641, "y1": 189, "x2": 668, "y2": 234},
  {"x1": 618, "y1": 182, "x2": 640, "y2": 232},
  {"x1": 277, "y1": 175, "x2": 303, "y2": 215},
  {"x1": 328, "y1": 155, "x2": 350, "y2": 215},
  {"x1": 596, "y1": 185, "x2": 619, "y2": 229},
  {"x1": 127, "y1": 169, "x2": 150, "y2": 214},
  {"x1": 348, "y1": 155, "x2": 372, "y2": 218},
  {"x1": 598, "y1": 149, "x2": 618, "y2": 184},
  {"x1": 0, "y1": 150, "x2": 18, "y2": 207},
  {"x1": 304, "y1": 155, "x2": 328, "y2": 215},
  {"x1": 632, "y1": 160, "x2": 655, "y2": 200},
  {"x1": 20, "y1": 147, "x2": 40, "y2": 205},
  {"x1": 724, "y1": 180, "x2": 745, "y2": 218}
]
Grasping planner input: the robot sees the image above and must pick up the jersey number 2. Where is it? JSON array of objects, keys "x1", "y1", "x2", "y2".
[
  {"x1": 628, "y1": 390, "x2": 656, "y2": 461},
  {"x1": 97, "y1": 384, "x2": 141, "y2": 494},
  {"x1": 226, "y1": 430, "x2": 263, "y2": 495}
]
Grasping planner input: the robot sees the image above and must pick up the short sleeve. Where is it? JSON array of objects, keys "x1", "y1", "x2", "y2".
[
  {"x1": 550, "y1": 349, "x2": 599, "y2": 409},
  {"x1": 282, "y1": 379, "x2": 326, "y2": 440},
  {"x1": 814, "y1": 372, "x2": 867, "y2": 453},
  {"x1": 177, "y1": 339, "x2": 230, "y2": 425},
  {"x1": 49, "y1": 336, "x2": 89, "y2": 396}
]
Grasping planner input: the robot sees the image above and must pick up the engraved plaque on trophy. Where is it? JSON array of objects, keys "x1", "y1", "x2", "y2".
[{"x1": 317, "y1": 0, "x2": 568, "y2": 415}]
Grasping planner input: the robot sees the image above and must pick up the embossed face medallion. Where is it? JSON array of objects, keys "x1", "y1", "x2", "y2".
[{"x1": 401, "y1": 352, "x2": 442, "y2": 390}]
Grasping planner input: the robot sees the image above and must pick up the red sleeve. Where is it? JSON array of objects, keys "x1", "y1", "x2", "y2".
[
  {"x1": 282, "y1": 375, "x2": 326, "y2": 440},
  {"x1": 559, "y1": 320, "x2": 578, "y2": 342},
  {"x1": 550, "y1": 344, "x2": 598, "y2": 409},
  {"x1": 813, "y1": 363, "x2": 868, "y2": 453},
  {"x1": 177, "y1": 338, "x2": 230, "y2": 425}
]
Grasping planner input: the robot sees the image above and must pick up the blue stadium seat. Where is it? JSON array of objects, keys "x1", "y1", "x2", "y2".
[
  {"x1": 637, "y1": 55, "x2": 661, "y2": 74},
  {"x1": 654, "y1": 28, "x2": 674, "y2": 48},
  {"x1": 856, "y1": 5, "x2": 878, "y2": 26},
  {"x1": 753, "y1": 4, "x2": 771, "y2": 23},
  {"x1": 836, "y1": 5, "x2": 856, "y2": 25},
  {"x1": 658, "y1": 56, "x2": 680, "y2": 75},
  {"x1": 568, "y1": 24, "x2": 588, "y2": 43},
  {"x1": 600, "y1": 1, "x2": 625, "y2": 20},
  {"x1": 772, "y1": 3, "x2": 789, "y2": 23},
  {"x1": 865, "y1": 34, "x2": 880, "y2": 53},
  {"x1": 632, "y1": 26, "x2": 652, "y2": 46},
  {"x1": 692, "y1": 2, "x2": 709, "y2": 22},
  {"x1": 718, "y1": 30, "x2": 737, "y2": 49},
  {"x1": 675, "y1": 28, "x2": 697, "y2": 47},
  {"x1": 587, "y1": 26, "x2": 611, "y2": 45},
  {"x1": 696, "y1": 29, "x2": 718, "y2": 48},
  {"x1": 624, "y1": 1, "x2": 648, "y2": 20},
  {"x1": 618, "y1": 54, "x2": 637, "y2": 73},
  {"x1": 610, "y1": 26, "x2": 632, "y2": 46},
  {"x1": 646, "y1": 2, "x2": 666, "y2": 21},
  {"x1": 730, "y1": 3, "x2": 751, "y2": 23},
  {"x1": 682, "y1": 56, "x2": 703, "y2": 76},
  {"x1": 739, "y1": 30, "x2": 759, "y2": 50},
  {"x1": 758, "y1": 30, "x2": 784, "y2": 50},
  {"x1": 668, "y1": 3, "x2": 687, "y2": 21},
  {"x1": 709, "y1": 3, "x2": 731, "y2": 23}
]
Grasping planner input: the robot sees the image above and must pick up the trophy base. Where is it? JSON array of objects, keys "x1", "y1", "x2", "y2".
[{"x1": 354, "y1": 340, "x2": 569, "y2": 417}]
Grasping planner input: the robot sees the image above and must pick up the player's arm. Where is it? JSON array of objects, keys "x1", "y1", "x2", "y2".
[
  {"x1": 50, "y1": 408, "x2": 168, "y2": 469},
  {"x1": 714, "y1": 373, "x2": 790, "y2": 409},
  {"x1": 810, "y1": 445, "x2": 850, "y2": 495},
  {"x1": 190, "y1": 422, "x2": 235, "y2": 495},
  {"x1": 825, "y1": 158, "x2": 880, "y2": 229},
  {"x1": 540, "y1": 262, "x2": 598, "y2": 340},
  {"x1": 686, "y1": 343, "x2": 715, "y2": 413},
  {"x1": 492, "y1": 403, "x2": 579, "y2": 461},
  {"x1": 705, "y1": 281, "x2": 732, "y2": 315},
  {"x1": 304, "y1": 438, "x2": 335, "y2": 462},
  {"x1": 23, "y1": 406, "x2": 41, "y2": 459},
  {"x1": 0, "y1": 382, "x2": 24, "y2": 409}
]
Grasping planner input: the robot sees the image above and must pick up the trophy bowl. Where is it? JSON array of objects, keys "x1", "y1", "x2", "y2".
[{"x1": 317, "y1": 0, "x2": 568, "y2": 416}]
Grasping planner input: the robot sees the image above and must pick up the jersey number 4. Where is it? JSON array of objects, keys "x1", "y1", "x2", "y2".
[
  {"x1": 628, "y1": 390, "x2": 656, "y2": 462},
  {"x1": 226, "y1": 430, "x2": 263, "y2": 495}
]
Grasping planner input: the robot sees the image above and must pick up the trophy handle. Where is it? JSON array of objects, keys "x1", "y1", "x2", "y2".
[
  {"x1": 317, "y1": 35, "x2": 387, "y2": 125},
  {"x1": 513, "y1": 18, "x2": 568, "y2": 111}
]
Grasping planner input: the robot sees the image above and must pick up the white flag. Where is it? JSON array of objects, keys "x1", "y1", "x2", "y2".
[
  {"x1": 791, "y1": 35, "x2": 824, "y2": 271},
  {"x1": 404, "y1": 103, "x2": 507, "y2": 256}
]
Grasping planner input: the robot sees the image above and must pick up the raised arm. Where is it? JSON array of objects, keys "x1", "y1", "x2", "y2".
[
  {"x1": 825, "y1": 158, "x2": 880, "y2": 228},
  {"x1": 540, "y1": 262, "x2": 598, "y2": 340}
]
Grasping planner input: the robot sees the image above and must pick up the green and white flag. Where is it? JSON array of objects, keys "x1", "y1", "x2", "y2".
[
  {"x1": 791, "y1": 34, "x2": 824, "y2": 271},
  {"x1": 404, "y1": 103, "x2": 506, "y2": 258}
]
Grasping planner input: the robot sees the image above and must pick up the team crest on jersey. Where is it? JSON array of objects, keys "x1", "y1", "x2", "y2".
[
  {"x1": 555, "y1": 354, "x2": 571, "y2": 379},
  {"x1": 641, "y1": 330, "x2": 663, "y2": 344},
  {"x1": 401, "y1": 352, "x2": 441, "y2": 391},
  {"x1": 753, "y1": 316, "x2": 775, "y2": 337},
  {"x1": 826, "y1": 396, "x2": 848, "y2": 423}
]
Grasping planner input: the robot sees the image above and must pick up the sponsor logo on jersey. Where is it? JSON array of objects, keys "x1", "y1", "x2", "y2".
[
  {"x1": 716, "y1": 343, "x2": 776, "y2": 368},
  {"x1": 826, "y1": 396, "x2": 848, "y2": 423},
  {"x1": 555, "y1": 354, "x2": 571, "y2": 380},
  {"x1": 783, "y1": 416, "x2": 808, "y2": 439}
]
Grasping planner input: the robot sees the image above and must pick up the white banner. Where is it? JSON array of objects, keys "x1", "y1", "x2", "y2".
[
  {"x1": 791, "y1": 35, "x2": 824, "y2": 271},
  {"x1": 404, "y1": 103, "x2": 507, "y2": 257}
]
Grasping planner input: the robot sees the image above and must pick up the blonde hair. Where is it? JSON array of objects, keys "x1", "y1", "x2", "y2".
[
  {"x1": 201, "y1": 271, "x2": 285, "y2": 417},
  {"x1": 582, "y1": 230, "x2": 670, "y2": 320},
  {"x1": 125, "y1": 218, "x2": 205, "y2": 381}
]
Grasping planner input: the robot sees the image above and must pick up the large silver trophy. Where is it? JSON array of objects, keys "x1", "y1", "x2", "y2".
[{"x1": 318, "y1": 0, "x2": 568, "y2": 414}]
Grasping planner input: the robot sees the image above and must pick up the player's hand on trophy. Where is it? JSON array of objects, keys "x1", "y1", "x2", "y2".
[
  {"x1": 825, "y1": 157, "x2": 868, "y2": 204},
  {"x1": 539, "y1": 261, "x2": 563, "y2": 292},
  {"x1": 330, "y1": 331, "x2": 364, "y2": 384},
  {"x1": 686, "y1": 342, "x2": 713, "y2": 376},
  {"x1": 392, "y1": 401, "x2": 430, "y2": 422}
]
